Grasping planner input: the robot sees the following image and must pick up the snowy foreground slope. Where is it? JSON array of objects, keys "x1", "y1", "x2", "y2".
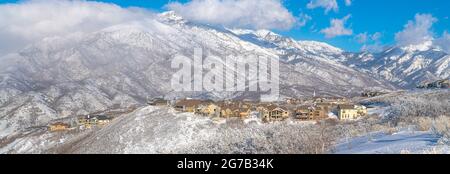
[
  {"x1": 0, "y1": 90, "x2": 448, "y2": 154},
  {"x1": 1, "y1": 106, "x2": 322, "y2": 154},
  {"x1": 332, "y1": 89, "x2": 450, "y2": 154},
  {"x1": 56, "y1": 106, "x2": 326, "y2": 154},
  {"x1": 334, "y1": 131, "x2": 448, "y2": 154}
]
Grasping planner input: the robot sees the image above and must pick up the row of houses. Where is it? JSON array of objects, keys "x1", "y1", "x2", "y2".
[
  {"x1": 154, "y1": 97, "x2": 367, "y2": 122},
  {"x1": 48, "y1": 114, "x2": 113, "y2": 132},
  {"x1": 174, "y1": 99, "x2": 252, "y2": 118},
  {"x1": 77, "y1": 115, "x2": 113, "y2": 128}
]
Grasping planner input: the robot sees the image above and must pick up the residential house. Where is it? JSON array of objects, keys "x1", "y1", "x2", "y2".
[
  {"x1": 96, "y1": 115, "x2": 113, "y2": 125},
  {"x1": 316, "y1": 103, "x2": 332, "y2": 112},
  {"x1": 77, "y1": 115, "x2": 112, "y2": 127},
  {"x1": 48, "y1": 122, "x2": 70, "y2": 132},
  {"x1": 196, "y1": 103, "x2": 221, "y2": 117},
  {"x1": 219, "y1": 105, "x2": 236, "y2": 118},
  {"x1": 148, "y1": 98, "x2": 168, "y2": 106},
  {"x1": 174, "y1": 99, "x2": 204, "y2": 112},
  {"x1": 285, "y1": 98, "x2": 302, "y2": 105},
  {"x1": 261, "y1": 105, "x2": 291, "y2": 122},
  {"x1": 355, "y1": 105, "x2": 368, "y2": 116},
  {"x1": 219, "y1": 104, "x2": 240, "y2": 118},
  {"x1": 237, "y1": 107, "x2": 252, "y2": 118},
  {"x1": 294, "y1": 106, "x2": 314, "y2": 120},
  {"x1": 217, "y1": 103, "x2": 251, "y2": 119},
  {"x1": 78, "y1": 115, "x2": 96, "y2": 127},
  {"x1": 294, "y1": 105, "x2": 328, "y2": 121},
  {"x1": 337, "y1": 105, "x2": 363, "y2": 120}
]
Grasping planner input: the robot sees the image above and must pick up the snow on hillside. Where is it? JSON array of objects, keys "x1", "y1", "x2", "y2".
[
  {"x1": 343, "y1": 43, "x2": 450, "y2": 88},
  {"x1": 334, "y1": 89, "x2": 450, "y2": 154},
  {"x1": 0, "y1": 106, "x2": 322, "y2": 154},
  {"x1": 334, "y1": 131, "x2": 449, "y2": 154},
  {"x1": 63, "y1": 106, "x2": 321, "y2": 154},
  {"x1": 1, "y1": 90, "x2": 449, "y2": 154}
]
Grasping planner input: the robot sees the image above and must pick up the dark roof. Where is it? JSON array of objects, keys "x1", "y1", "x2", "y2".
[
  {"x1": 78, "y1": 115, "x2": 109, "y2": 120},
  {"x1": 93, "y1": 115, "x2": 111, "y2": 120},
  {"x1": 50, "y1": 122, "x2": 69, "y2": 127},
  {"x1": 151, "y1": 98, "x2": 167, "y2": 102},
  {"x1": 265, "y1": 105, "x2": 278, "y2": 110},
  {"x1": 296, "y1": 105, "x2": 312, "y2": 110},
  {"x1": 338, "y1": 105, "x2": 355, "y2": 109},
  {"x1": 175, "y1": 99, "x2": 204, "y2": 107}
]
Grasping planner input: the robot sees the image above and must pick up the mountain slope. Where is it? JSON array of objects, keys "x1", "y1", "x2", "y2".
[{"x1": 343, "y1": 41, "x2": 450, "y2": 88}]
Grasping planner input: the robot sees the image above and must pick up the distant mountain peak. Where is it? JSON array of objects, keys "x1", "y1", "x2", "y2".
[{"x1": 254, "y1": 29, "x2": 280, "y2": 38}]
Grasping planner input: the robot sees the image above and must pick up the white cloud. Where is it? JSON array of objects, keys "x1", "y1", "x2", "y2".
[
  {"x1": 371, "y1": 32, "x2": 382, "y2": 41},
  {"x1": 356, "y1": 32, "x2": 384, "y2": 53},
  {"x1": 356, "y1": 32, "x2": 382, "y2": 44},
  {"x1": 166, "y1": 0, "x2": 296, "y2": 30},
  {"x1": 435, "y1": 31, "x2": 450, "y2": 53},
  {"x1": 355, "y1": 32, "x2": 368, "y2": 44},
  {"x1": 395, "y1": 13, "x2": 437, "y2": 46},
  {"x1": 320, "y1": 15, "x2": 352, "y2": 38},
  {"x1": 306, "y1": 0, "x2": 338, "y2": 13},
  {"x1": 344, "y1": 0, "x2": 352, "y2": 6},
  {"x1": 0, "y1": 0, "x2": 153, "y2": 56},
  {"x1": 298, "y1": 13, "x2": 312, "y2": 27}
]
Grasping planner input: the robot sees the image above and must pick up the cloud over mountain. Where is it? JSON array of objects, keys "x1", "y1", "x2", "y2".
[
  {"x1": 395, "y1": 13, "x2": 437, "y2": 47},
  {"x1": 435, "y1": 31, "x2": 450, "y2": 53},
  {"x1": 0, "y1": 0, "x2": 153, "y2": 56},
  {"x1": 320, "y1": 15, "x2": 353, "y2": 38},
  {"x1": 166, "y1": 0, "x2": 296, "y2": 30}
]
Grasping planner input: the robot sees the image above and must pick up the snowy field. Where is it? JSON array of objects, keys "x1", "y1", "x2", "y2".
[
  {"x1": 334, "y1": 131, "x2": 449, "y2": 154},
  {"x1": 0, "y1": 106, "x2": 319, "y2": 154}
]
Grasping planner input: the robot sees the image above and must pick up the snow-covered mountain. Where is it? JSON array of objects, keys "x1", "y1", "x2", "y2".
[
  {"x1": 0, "y1": 11, "x2": 395, "y2": 136},
  {"x1": 343, "y1": 41, "x2": 450, "y2": 88}
]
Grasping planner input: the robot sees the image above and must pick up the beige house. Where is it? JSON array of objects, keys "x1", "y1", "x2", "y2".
[
  {"x1": 196, "y1": 103, "x2": 221, "y2": 117},
  {"x1": 148, "y1": 98, "x2": 168, "y2": 106},
  {"x1": 49, "y1": 122, "x2": 70, "y2": 132},
  {"x1": 77, "y1": 115, "x2": 112, "y2": 128},
  {"x1": 337, "y1": 105, "x2": 365, "y2": 120},
  {"x1": 218, "y1": 103, "x2": 252, "y2": 119},
  {"x1": 262, "y1": 105, "x2": 290, "y2": 122},
  {"x1": 238, "y1": 107, "x2": 252, "y2": 118},
  {"x1": 355, "y1": 105, "x2": 368, "y2": 116},
  {"x1": 294, "y1": 105, "x2": 328, "y2": 121},
  {"x1": 78, "y1": 115, "x2": 96, "y2": 127},
  {"x1": 285, "y1": 98, "x2": 302, "y2": 105},
  {"x1": 174, "y1": 99, "x2": 204, "y2": 112},
  {"x1": 220, "y1": 106, "x2": 236, "y2": 118},
  {"x1": 96, "y1": 115, "x2": 113, "y2": 125}
]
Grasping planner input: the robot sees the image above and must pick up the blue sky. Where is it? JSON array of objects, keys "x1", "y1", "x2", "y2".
[{"x1": 0, "y1": 0, "x2": 449, "y2": 52}]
